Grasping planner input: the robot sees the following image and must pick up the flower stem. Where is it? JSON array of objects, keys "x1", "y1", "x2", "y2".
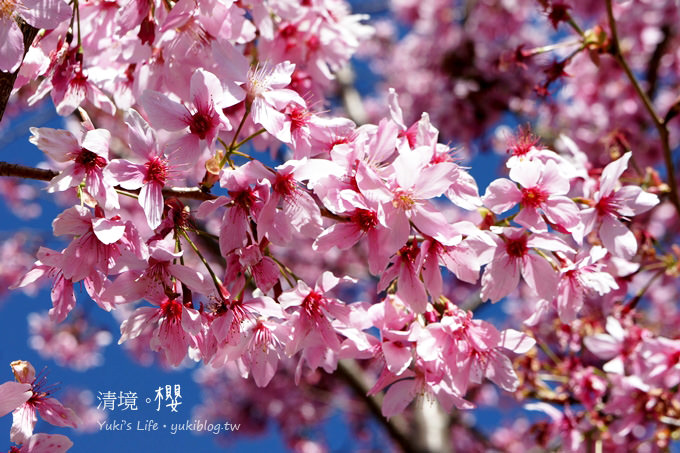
[
  {"x1": 180, "y1": 229, "x2": 225, "y2": 300},
  {"x1": 605, "y1": 0, "x2": 680, "y2": 220}
]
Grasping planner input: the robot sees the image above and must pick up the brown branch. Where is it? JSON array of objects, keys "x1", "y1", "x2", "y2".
[
  {"x1": 606, "y1": 0, "x2": 680, "y2": 220},
  {"x1": 0, "y1": 18, "x2": 39, "y2": 122},
  {"x1": 0, "y1": 161, "x2": 217, "y2": 201},
  {"x1": 645, "y1": 24, "x2": 672, "y2": 100},
  {"x1": 335, "y1": 359, "x2": 418, "y2": 453}
]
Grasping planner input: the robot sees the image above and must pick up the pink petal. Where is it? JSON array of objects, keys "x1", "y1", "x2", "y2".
[
  {"x1": 397, "y1": 262, "x2": 427, "y2": 313},
  {"x1": 485, "y1": 350, "x2": 519, "y2": 391},
  {"x1": 20, "y1": 0, "x2": 72, "y2": 29},
  {"x1": 168, "y1": 264, "x2": 208, "y2": 294},
  {"x1": 212, "y1": 40, "x2": 250, "y2": 83},
  {"x1": 106, "y1": 159, "x2": 145, "y2": 190},
  {"x1": 0, "y1": 382, "x2": 32, "y2": 417},
  {"x1": 543, "y1": 196, "x2": 580, "y2": 231},
  {"x1": 600, "y1": 152, "x2": 632, "y2": 196},
  {"x1": 481, "y1": 256, "x2": 520, "y2": 303},
  {"x1": 515, "y1": 206, "x2": 547, "y2": 232},
  {"x1": 81, "y1": 129, "x2": 111, "y2": 156},
  {"x1": 139, "y1": 182, "x2": 164, "y2": 229},
  {"x1": 313, "y1": 222, "x2": 362, "y2": 252},
  {"x1": 584, "y1": 334, "x2": 620, "y2": 359},
  {"x1": 382, "y1": 342, "x2": 412, "y2": 375},
  {"x1": 509, "y1": 158, "x2": 542, "y2": 188},
  {"x1": 482, "y1": 178, "x2": 521, "y2": 214},
  {"x1": 119, "y1": 307, "x2": 158, "y2": 343},
  {"x1": 0, "y1": 19, "x2": 24, "y2": 73},
  {"x1": 35, "y1": 398, "x2": 80, "y2": 428},
  {"x1": 250, "y1": 347, "x2": 278, "y2": 388},
  {"x1": 500, "y1": 329, "x2": 536, "y2": 354},
  {"x1": 11, "y1": 403, "x2": 37, "y2": 444},
  {"x1": 522, "y1": 254, "x2": 558, "y2": 301},
  {"x1": 538, "y1": 159, "x2": 570, "y2": 194},
  {"x1": 411, "y1": 203, "x2": 461, "y2": 246},
  {"x1": 382, "y1": 379, "x2": 415, "y2": 418},
  {"x1": 600, "y1": 214, "x2": 636, "y2": 259},
  {"x1": 28, "y1": 127, "x2": 79, "y2": 162},
  {"x1": 52, "y1": 206, "x2": 90, "y2": 237},
  {"x1": 251, "y1": 98, "x2": 287, "y2": 138},
  {"x1": 23, "y1": 433, "x2": 73, "y2": 453},
  {"x1": 49, "y1": 274, "x2": 76, "y2": 323},
  {"x1": 413, "y1": 162, "x2": 457, "y2": 199},
  {"x1": 140, "y1": 91, "x2": 189, "y2": 132},
  {"x1": 92, "y1": 218, "x2": 125, "y2": 244},
  {"x1": 190, "y1": 69, "x2": 221, "y2": 110}
]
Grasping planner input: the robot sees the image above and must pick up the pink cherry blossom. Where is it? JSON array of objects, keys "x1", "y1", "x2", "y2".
[
  {"x1": 5, "y1": 361, "x2": 80, "y2": 444},
  {"x1": 29, "y1": 126, "x2": 119, "y2": 210},
  {"x1": 141, "y1": 68, "x2": 240, "y2": 163},
  {"x1": 581, "y1": 152, "x2": 659, "y2": 259},
  {"x1": 480, "y1": 227, "x2": 572, "y2": 303},
  {"x1": 119, "y1": 296, "x2": 202, "y2": 366},
  {"x1": 243, "y1": 61, "x2": 307, "y2": 139},
  {"x1": 107, "y1": 109, "x2": 177, "y2": 229},
  {"x1": 483, "y1": 159, "x2": 580, "y2": 233},
  {"x1": 0, "y1": 0, "x2": 71, "y2": 72}
]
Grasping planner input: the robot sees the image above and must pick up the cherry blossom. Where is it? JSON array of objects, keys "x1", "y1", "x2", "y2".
[{"x1": 0, "y1": 0, "x2": 71, "y2": 72}]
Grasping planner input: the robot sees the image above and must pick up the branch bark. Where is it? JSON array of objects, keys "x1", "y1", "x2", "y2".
[
  {"x1": 335, "y1": 360, "x2": 418, "y2": 453},
  {"x1": 0, "y1": 161, "x2": 217, "y2": 201},
  {"x1": 605, "y1": 0, "x2": 680, "y2": 220},
  {"x1": 0, "y1": 18, "x2": 39, "y2": 122}
]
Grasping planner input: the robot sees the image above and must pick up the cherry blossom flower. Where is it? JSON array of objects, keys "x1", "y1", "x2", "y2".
[
  {"x1": 5, "y1": 360, "x2": 80, "y2": 444},
  {"x1": 0, "y1": 0, "x2": 71, "y2": 72},
  {"x1": 279, "y1": 272, "x2": 353, "y2": 358},
  {"x1": 483, "y1": 159, "x2": 580, "y2": 233},
  {"x1": 29, "y1": 125, "x2": 119, "y2": 211},
  {"x1": 554, "y1": 246, "x2": 618, "y2": 322},
  {"x1": 243, "y1": 61, "x2": 307, "y2": 139},
  {"x1": 480, "y1": 227, "x2": 572, "y2": 303},
  {"x1": 581, "y1": 152, "x2": 659, "y2": 259},
  {"x1": 108, "y1": 109, "x2": 177, "y2": 229},
  {"x1": 141, "y1": 68, "x2": 240, "y2": 163},
  {"x1": 118, "y1": 296, "x2": 202, "y2": 366}
]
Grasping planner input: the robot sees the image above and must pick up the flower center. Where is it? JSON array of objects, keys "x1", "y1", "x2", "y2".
[
  {"x1": 302, "y1": 291, "x2": 325, "y2": 318},
  {"x1": 231, "y1": 188, "x2": 257, "y2": 210},
  {"x1": 160, "y1": 299, "x2": 183, "y2": 323},
  {"x1": 505, "y1": 235, "x2": 529, "y2": 258},
  {"x1": 285, "y1": 104, "x2": 309, "y2": 132},
  {"x1": 144, "y1": 156, "x2": 168, "y2": 184},
  {"x1": 75, "y1": 148, "x2": 107, "y2": 172},
  {"x1": 273, "y1": 172, "x2": 296, "y2": 197},
  {"x1": 521, "y1": 186, "x2": 548, "y2": 208},
  {"x1": 189, "y1": 111, "x2": 212, "y2": 139},
  {"x1": 0, "y1": 0, "x2": 18, "y2": 20},
  {"x1": 595, "y1": 194, "x2": 621, "y2": 217},
  {"x1": 246, "y1": 65, "x2": 271, "y2": 102},
  {"x1": 351, "y1": 209, "x2": 378, "y2": 232},
  {"x1": 392, "y1": 190, "x2": 415, "y2": 210}
]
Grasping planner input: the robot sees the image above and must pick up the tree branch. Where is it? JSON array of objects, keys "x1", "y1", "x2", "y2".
[
  {"x1": 0, "y1": 18, "x2": 39, "y2": 122},
  {"x1": 0, "y1": 161, "x2": 217, "y2": 201},
  {"x1": 605, "y1": 0, "x2": 680, "y2": 219},
  {"x1": 335, "y1": 359, "x2": 418, "y2": 453}
]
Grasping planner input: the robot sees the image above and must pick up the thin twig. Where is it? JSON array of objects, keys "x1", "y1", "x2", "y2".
[{"x1": 605, "y1": 0, "x2": 680, "y2": 219}]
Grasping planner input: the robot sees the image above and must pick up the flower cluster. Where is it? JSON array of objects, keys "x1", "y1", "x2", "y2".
[{"x1": 0, "y1": 0, "x2": 678, "y2": 451}]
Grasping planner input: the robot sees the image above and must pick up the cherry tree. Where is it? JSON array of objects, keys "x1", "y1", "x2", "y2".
[{"x1": 1, "y1": 0, "x2": 680, "y2": 451}]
